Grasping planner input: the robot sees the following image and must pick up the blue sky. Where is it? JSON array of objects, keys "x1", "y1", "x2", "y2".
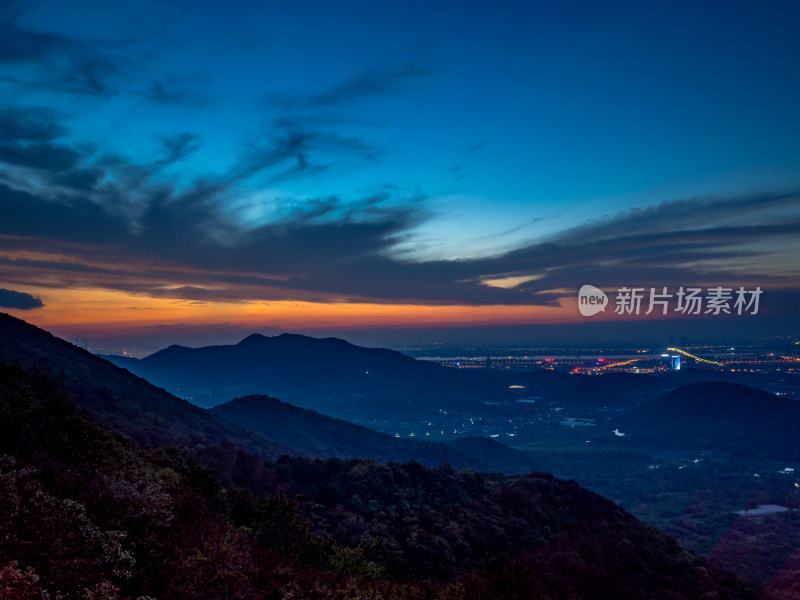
[{"x1": 1, "y1": 0, "x2": 799, "y2": 348}]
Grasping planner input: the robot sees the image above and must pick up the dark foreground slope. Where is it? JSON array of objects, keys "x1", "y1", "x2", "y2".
[
  {"x1": 0, "y1": 312, "x2": 291, "y2": 459},
  {"x1": 211, "y1": 394, "x2": 533, "y2": 473},
  {"x1": 0, "y1": 361, "x2": 769, "y2": 600}
]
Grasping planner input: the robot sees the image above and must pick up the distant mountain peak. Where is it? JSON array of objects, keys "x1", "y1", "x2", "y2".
[
  {"x1": 146, "y1": 343, "x2": 191, "y2": 359},
  {"x1": 164, "y1": 343, "x2": 188, "y2": 350},
  {"x1": 237, "y1": 332, "x2": 318, "y2": 345},
  {"x1": 235, "y1": 332, "x2": 361, "y2": 353},
  {"x1": 238, "y1": 333, "x2": 270, "y2": 344}
]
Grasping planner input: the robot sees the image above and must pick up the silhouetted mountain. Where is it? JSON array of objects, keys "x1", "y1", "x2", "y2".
[
  {"x1": 0, "y1": 312, "x2": 292, "y2": 459},
  {"x1": 0, "y1": 358, "x2": 769, "y2": 600},
  {"x1": 211, "y1": 394, "x2": 534, "y2": 473},
  {"x1": 0, "y1": 314, "x2": 539, "y2": 473},
  {"x1": 619, "y1": 382, "x2": 800, "y2": 458},
  {"x1": 104, "y1": 333, "x2": 515, "y2": 420}
]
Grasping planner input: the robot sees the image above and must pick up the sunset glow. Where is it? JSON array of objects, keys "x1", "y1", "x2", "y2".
[{"x1": 0, "y1": 0, "x2": 798, "y2": 350}]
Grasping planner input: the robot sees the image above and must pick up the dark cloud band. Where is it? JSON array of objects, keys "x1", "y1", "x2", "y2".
[{"x1": 0, "y1": 288, "x2": 42, "y2": 309}]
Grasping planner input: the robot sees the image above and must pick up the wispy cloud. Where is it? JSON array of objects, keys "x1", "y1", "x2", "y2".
[
  {"x1": 462, "y1": 139, "x2": 486, "y2": 153},
  {"x1": 0, "y1": 104, "x2": 65, "y2": 140},
  {"x1": 250, "y1": 61, "x2": 431, "y2": 183},
  {"x1": 2, "y1": 154, "x2": 797, "y2": 308},
  {"x1": 1, "y1": 2, "x2": 215, "y2": 107},
  {"x1": 270, "y1": 62, "x2": 433, "y2": 109},
  {"x1": 0, "y1": 104, "x2": 82, "y2": 176},
  {"x1": 151, "y1": 133, "x2": 202, "y2": 169},
  {"x1": 227, "y1": 119, "x2": 379, "y2": 184},
  {"x1": 0, "y1": 73, "x2": 797, "y2": 312},
  {"x1": 0, "y1": 2, "x2": 132, "y2": 96},
  {"x1": 137, "y1": 78, "x2": 216, "y2": 107},
  {"x1": 0, "y1": 3, "x2": 74, "y2": 62}
]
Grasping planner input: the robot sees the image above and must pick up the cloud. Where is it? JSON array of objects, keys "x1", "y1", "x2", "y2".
[
  {"x1": 0, "y1": 105, "x2": 65, "y2": 141},
  {"x1": 0, "y1": 104, "x2": 399, "y2": 291},
  {"x1": 270, "y1": 62, "x2": 433, "y2": 110},
  {"x1": 0, "y1": 105, "x2": 84, "y2": 173},
  {"x1": 255, "y1": 62, "x2": 430, "y2": 174},
  {"x1": 140, "y1": 79, "x2": 187, "y2": 104},
  {"x1": 151, "y1": 133, "x2": 202, "y2": 169},
  {"x1": 0, "y1": 137, "x2": 81, "y2": 172},
  {"x1": 1, "y1": 156, "x2": 799, "y2": 309},
  {"x1": 307, "y1": 62, "x2": 432, "y2": 107},
  {"x1": 0, "y1": 2, "x2": 130, "y2": 97},
  {"x1": 550, "y1": 193, "x2": 800, "y2": 244},
  {"x1": 0, "y1": 288, "x2": 42, "y2": 309},
  {"x1": 49, "y1": 52, "x2": 127, "y2": 97},
  {"x1": 462, "y1": 139, "x2": 487, "y2": 153},
  {"x1": 137, "y1": 79, "x2": 214, "y2": 107},
  {"x1": 244, "y1": 61, "x2": 431, "y2": 186},
  {"x1": 0, "y1": 95, "x2": 797, "y2": 311},
  {"x1": 451, "y1": 164, "x2": 471, "y2": 180},
  {"x1": 0, "y1": 2, "x2": 73, "y2": 62},
  {"x1": 2, "y1": 3, "x2": 220, "y2": 109},
  {"x1": 450, "y1": 193, "x2": 800, "y2": 305},
  {"x1": 228, "y1": 120, "x2": 378, "y2": 184}
]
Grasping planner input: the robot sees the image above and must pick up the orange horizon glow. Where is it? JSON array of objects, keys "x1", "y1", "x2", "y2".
[
  {"x1": 6, "y1": 282, "x2": 774, "y2": 350},
  {"x1": 4, "y1": 285, "x2": 585, "y2": 339}
]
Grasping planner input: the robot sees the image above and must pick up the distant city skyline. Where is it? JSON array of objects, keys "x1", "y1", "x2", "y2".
[{"x1": 1, "y1": 0, "x2": 799, "y2": 349}]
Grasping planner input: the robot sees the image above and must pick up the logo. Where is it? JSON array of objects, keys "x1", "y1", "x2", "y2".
[
  {"x1": 576, "y1": 285, "x2": 762, "y2": 317},
  {"x1": 578, "y1": 284, "x2": 608, "y2": 317}
]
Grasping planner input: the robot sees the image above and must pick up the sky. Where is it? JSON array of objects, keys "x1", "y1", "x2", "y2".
[{"x1": 1, "y1": 0, "x2": 799, "y2": 353}]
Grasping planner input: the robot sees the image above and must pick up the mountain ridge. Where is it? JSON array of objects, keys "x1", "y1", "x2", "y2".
[
  {"x1": 0, "y1": 313, "x2": 535, "y2": 474},
  {"x1": 0, "y1": 359, "x2": 767, "y2": 598},
  {"x1": 211, "y1": 393, "x2": 534, "y2": 473},
  {"x1": 0, "y1": 312, "x2": 292, "y2": 459},
  {"x1": 101, "y1": 330, "x2": 498, "y2": 422}
]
